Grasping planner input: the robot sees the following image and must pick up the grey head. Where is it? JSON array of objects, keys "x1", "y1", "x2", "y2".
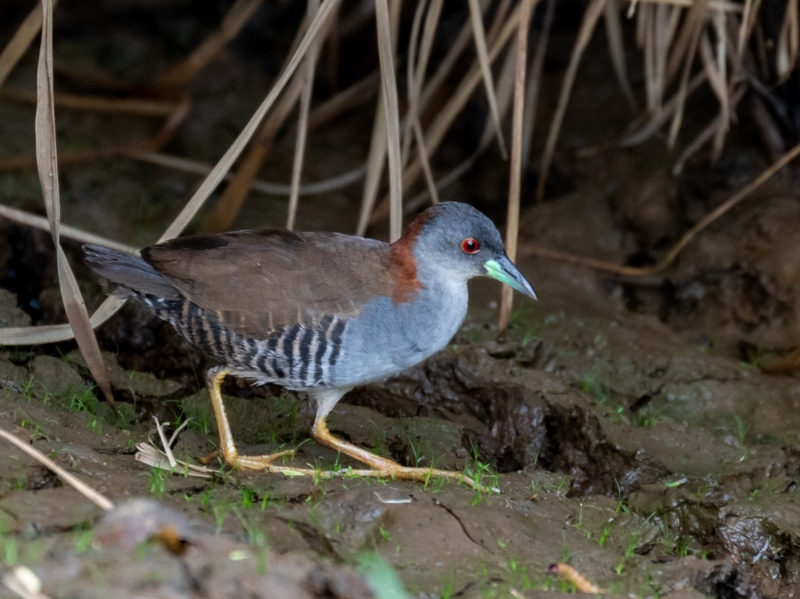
[{"x1": 408, "y1": 202, "x2": 537, "y2": 299}]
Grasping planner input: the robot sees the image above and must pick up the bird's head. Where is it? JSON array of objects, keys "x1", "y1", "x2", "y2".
[{"x1": 400, "y1": 202, "x2": 537, "y2": 300}]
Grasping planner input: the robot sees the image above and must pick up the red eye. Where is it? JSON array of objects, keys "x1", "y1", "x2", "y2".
[{"x1": 461, "y1": 238, "x2": 480, "y2": 254}]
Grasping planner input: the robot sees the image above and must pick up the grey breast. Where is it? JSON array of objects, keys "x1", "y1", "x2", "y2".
[{"x1": 324, "y1": 277, "x2": 470, "y2": 389}]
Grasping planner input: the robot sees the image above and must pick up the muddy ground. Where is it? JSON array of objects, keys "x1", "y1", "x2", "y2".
[{"x1": 3, "y1": 1, "x2": 800, "y2": 597}]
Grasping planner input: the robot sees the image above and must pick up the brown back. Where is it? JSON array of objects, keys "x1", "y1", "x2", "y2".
[{"x1": 142, "y1": 230, "x2": 395, "y2": 339}]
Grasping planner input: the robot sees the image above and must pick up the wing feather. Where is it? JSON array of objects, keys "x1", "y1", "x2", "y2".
[{"x1": 141, "y1": 230, "x2": 394, "y2": 339}]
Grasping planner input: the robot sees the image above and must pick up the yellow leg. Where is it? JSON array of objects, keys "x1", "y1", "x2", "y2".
[
  {"x1": 310, "y1": 415, "x2": 494, "y2": 492},
  {"x1": 206, "y1": 366, "x2": 295, "y2": 471}
]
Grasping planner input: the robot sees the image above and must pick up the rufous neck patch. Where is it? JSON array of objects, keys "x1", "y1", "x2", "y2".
[{"x1": 388, "y1": 214, "x2": 428, "y2": 304}]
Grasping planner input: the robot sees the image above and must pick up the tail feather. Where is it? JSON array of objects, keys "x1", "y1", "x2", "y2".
[{"x1": 83, "y1": 245, "x2": 179, "y2": 299}]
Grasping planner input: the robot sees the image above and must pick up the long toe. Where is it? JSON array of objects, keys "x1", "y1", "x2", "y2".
[
  {"x1": 383, "y1": 466, "x2": 495, "y2": 493},
  {"x1": 233, "y1": 449, "x2": 296, "y2": 471}
]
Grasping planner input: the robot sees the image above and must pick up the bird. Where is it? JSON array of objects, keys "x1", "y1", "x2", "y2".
[{"x1": 85, "y1": 202, "x2": 536, "y2": 489}]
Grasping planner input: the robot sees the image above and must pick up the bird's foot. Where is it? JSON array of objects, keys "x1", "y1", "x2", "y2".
[
  {"x1": 260, "y1": 463, "x2": 496, "y2": 493},
  {"x1": 223, "y1": 449, "x2": 297, "y2": 471},
  {"x1": 343, "y1": 464, "x2": 497, "y2": 493}
]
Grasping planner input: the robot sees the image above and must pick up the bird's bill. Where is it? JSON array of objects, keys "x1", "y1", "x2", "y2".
[{"x1": 484, "y1": 257, "x2": 537, "y2": 300}]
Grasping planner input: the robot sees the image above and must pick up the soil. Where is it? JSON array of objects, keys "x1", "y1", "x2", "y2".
[{"x1": 2, "y1": 2, "x2": 800, "y2": 598}]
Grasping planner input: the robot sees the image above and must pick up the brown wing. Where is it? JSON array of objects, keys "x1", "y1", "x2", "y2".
[{"x1": 142, "y1": 230, "x2": 394, "y2": 339}]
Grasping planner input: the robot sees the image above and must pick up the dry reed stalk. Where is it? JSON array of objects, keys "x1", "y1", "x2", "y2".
[
  {"x1": 0, "y1": 87, "x2": 181, "y2": 116},
  {"x1": 776, "y1": 0, "x2": 799, "y2": 81},
  {"x1": 401, "y1": 0, "x2": 427, "y2": 167},
  {"x1": 737, "y1": 0, "x2": 761, "y2": 58},
  {"x1": 375, "y1": 0, "x2": 404, "y2": 242},
  {"x1": 0, "y1": 96, "x2": 190, "y2": 172},
  {"x1": 153, "y1": 0, "x2": 266, "y2": 91},
  {"x1": 357, "y1": 97, "x2": 390, "y2": 236},
  {"x1": 750, "y1": 95, "x2": 784, "y2": 161},
  {"x1": 486, "y1": 0, "x2": 513, "y2": 45},
  {"x1": 468, "y1": 0, "x2": 508, "y2": 159},
  {"x1": 623, "y1": 0, "x2": 740, "y2": 9},
  {"x1": 356, "y1": 0, "x2": 401, "y2": 238},
  {"x1": 622, "y1": 70, "x2": 706, "y2": 146},
  {"x1": 663, "y1": 0, "x2": 711, "y2": 86},
  {"x1": 306, "y1": 71, "x2": 379, "y2": 130},
  {"x1": 325, "y1": 3, "x2": 342, "y2": 92},
  {"x1": 710, "y1": 10, "x2": 730, "y2": 160},
  {"x1": 0, "y1": 0, "x2": 59, "y2": 88},
  {"x1": 287, "y1": 0, "x2": 322, "y2": 230},
  {"x1": 125, "y1": 149, "x2": 365, "y2": 196},
  {"x1": 604, "y1": 0, "x2": 638, "y2": 112},
  {"x1": 523, "y1": 140, "x2": 800, "y2": 277},
  {"x1": 417, "y1": 3, "x2": 486, "y2": 121},
  {"x1": 0, "y1": 204, "x2": 139, "y2": 254},
  {"x1": 522, "y1": 0, "x2": 556, "y2": 168},
  {"x1": 404, "y1": 0, "x2": 443, "y2": 205},
  {"x1": 667, "y1": 17, "x2": 702, "y2": 148},
  {"x1": 403, "y1": 0, "x2": 443, "y2": 151},
  {"x1": 672, "y1": 83, "x2": 746, "y2": 175},
  {"x1": 34, "y1": 0, "x2": 115, "y2": 407},
  {"x1": 402, "y1": 39, "x2": 520, "y2": 217},
  {"x1": 535, "y1": 0, "x2": 607, "y2": 204},
  {"x1": 0, "y1": 426, "x2": 114, "y2": 510},
  {"x1": 369, "y1": 5, "x2": 522, "y2": 226},
  {"x1": 498, "y1": 0, "x2": 537, "y2": 334}
]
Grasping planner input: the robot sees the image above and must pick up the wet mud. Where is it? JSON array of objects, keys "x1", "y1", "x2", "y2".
[{"x1": 1, "y1": 283, "x2": 800, "y2": 596}]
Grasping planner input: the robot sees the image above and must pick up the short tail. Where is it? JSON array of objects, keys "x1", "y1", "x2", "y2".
[{"x1": 83, "y1": 245, "x2": 179, "y2": 299}]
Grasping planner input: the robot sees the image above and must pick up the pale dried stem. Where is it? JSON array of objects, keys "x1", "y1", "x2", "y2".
[
  {"x1": 35, "y1": 0, "x2": 115, "y2": 406},
  {"x1": 0, "y1": 1, "x2": 57, "y2": 88},
  {"x1": 356, "y1": 1, "x2": 400, "y2": 237},
  {"x1": 153, "y1": 417, "x2": 177, "y2": 469},
  {"x1": 622, "y1": 69, "x2": 706, "y2": 146},
  {"x1": 306, "y1": 71, "x2": 380, "y2": 130},
  {"x1": 0, "y1": 87, "x2": 180, "y2": 116},
  {"x1": 401, "y1": 0, "x2": 429, "y2": 166},
  {"x1": 287, "y1": 0, "x2": 322, "y2": 230},
  {"x1": 468, "y1": 0, "x2": 508, "y2": 159},
  {"x1": 375, "y1": 0, "x2": 404, "y2": 242},
  {"x1": 522, "y1": 0, "x2": 556, "y2": 168},
  {"x1": 154, "y1": 0, "x2": 266, "y2": 89},
  {"x1": 499, "y1": 0, "x2": 537, "y2": 333},
  {"x1": 0, "y1": 204, "x2": 139, "y2": 254},
  {"x1": 604, "y1": 0, "x2": 638, "y2": 112},
  {"x1": 776, "y1": 0, "x2": 799, "y2": 81},
  {"x1": 667, "y1": 20, "x2": 702, "y2": 148},
  {"x1": 672, "y1": 83, "x2": 746, "y2": 175},
  {"x1": 663, "y1": 0, "x2": 711, "y2": 87},
  {"x1": 486, "y1": 0, "x2": 513, "y2": 45},
  {"x1": 126, "y1": 150, "x2": 365, "y2": 197},
  {"x1": 623, "y1": 0, "x2": 739, "y2": 10},
  {"x1": 408, "y1": 0, "x2": 445, "y2": 204},
  {"x1": 0, "y1": 426, "x2": 113, "y2": 511},
  {"x1": 417, "y1": 4, "x2": 485, "y2": 120},
  {"x1": 370, "y1": 5, "x2": 522, "y2": 226},
  {"x1": 711, "y1": 9, "x2": 730, "y2": 160},
  {"x1": 357, "y1": 96, "x2": 390, "y2": 236}
]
